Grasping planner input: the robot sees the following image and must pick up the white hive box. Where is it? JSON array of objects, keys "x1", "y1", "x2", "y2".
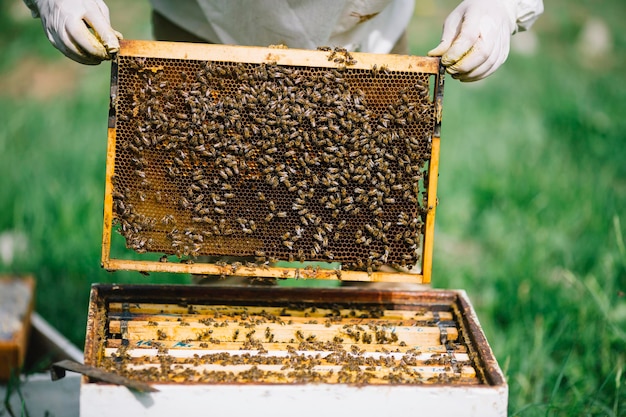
[{"x1": 81, "y1": 285, "x2": 507, "y2": 417}]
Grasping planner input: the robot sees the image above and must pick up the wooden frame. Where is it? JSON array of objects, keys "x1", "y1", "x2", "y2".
[{"x1": 101, "y1": 40, "x2": 445, "y2": 284}]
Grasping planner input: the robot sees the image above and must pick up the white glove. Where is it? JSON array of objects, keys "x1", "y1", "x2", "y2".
[
  {"x1": 428, "y1": 0, "x2": 519, "y2": 82},
  {"x1": 24, "y1": 0, "x2": 121, "y2": 65}
]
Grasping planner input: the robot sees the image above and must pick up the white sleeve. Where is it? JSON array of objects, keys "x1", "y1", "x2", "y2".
[{"x1": 512, "y1": 0, "x2": 544, "y2": 32}]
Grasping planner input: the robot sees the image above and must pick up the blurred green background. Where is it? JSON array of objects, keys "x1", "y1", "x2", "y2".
[{"x1": 0, "y1": 0, "x2": 624, "y2": 415}]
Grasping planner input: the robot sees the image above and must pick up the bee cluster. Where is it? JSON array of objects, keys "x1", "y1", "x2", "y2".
[
  {"x1": 112, "y1": 54, "x2": 436, "y2": 271},
  {"x1": 101, "y1": 301, "x2": 478, "y2": 385}
]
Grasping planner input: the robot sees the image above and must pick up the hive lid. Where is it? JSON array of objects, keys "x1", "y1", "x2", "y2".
[{"x1": 101, "y1": 40, "x2": 444, "y2": 284}]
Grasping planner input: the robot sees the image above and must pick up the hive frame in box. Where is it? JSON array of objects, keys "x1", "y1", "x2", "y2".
[
  {"x1": 82, "y1": 284, "x2": 507, "y2": 417},
  {"x1": 101, "y1": 40, "x2": 445, "y2": 284}
]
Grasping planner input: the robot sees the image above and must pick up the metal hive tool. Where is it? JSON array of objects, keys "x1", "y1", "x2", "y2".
[{"x1": 102, "y1": 40, "x2": 445, "y2": 283}]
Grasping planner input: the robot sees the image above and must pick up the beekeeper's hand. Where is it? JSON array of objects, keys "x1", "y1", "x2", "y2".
[
  {"x1": 428, "y1": 0, "x2": 539, "y2": 82},
  {"x1": 24, "y1": 0, "x2": 122, "y2": 65}
]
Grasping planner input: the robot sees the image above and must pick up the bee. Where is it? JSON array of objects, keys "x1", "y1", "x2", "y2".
[
  {"x1": 312, "y1": 241, "x2": 321, "y2": 254},
  {"x1": 179, "y1": 197, "x2": 190, "y2": 209},
  {"x1": 415, "y1": 81, "x2": 430, "y2": 98}
]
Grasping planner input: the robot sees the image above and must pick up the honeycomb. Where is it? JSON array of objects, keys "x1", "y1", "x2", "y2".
[{"x1": 111, "y1": 50, "x2": 439, "y2": 271}]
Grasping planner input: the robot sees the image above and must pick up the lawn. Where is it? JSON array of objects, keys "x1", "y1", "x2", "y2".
[{"x1": 0, "y1": 0, "x2": 624, "y2": 415}]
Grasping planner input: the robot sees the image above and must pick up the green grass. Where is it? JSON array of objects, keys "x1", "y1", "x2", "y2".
[
  {"x1": 425, "y1": 3, "x2": 626, "y2": 413},
  {"x1": 0, "y1": 0, "x2": 624, "y2": 415}
]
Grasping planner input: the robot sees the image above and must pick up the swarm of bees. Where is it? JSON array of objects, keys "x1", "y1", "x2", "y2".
[
  {"x1": 100, "y1": 302, "x2": 476, "y2": 385},
  {"x1": 111, "y1": 53, "x2": 436, "y2": 271}
]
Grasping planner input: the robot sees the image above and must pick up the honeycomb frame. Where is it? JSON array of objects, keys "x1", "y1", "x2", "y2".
[
  {"x1": 84, "y1": 284, "x2": 505, "y2": 388},
  {"x1": 101, "y1": 40, "x2": 445, "y2": 283}
]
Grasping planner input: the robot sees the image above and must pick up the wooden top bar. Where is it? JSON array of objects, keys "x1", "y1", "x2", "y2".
[{"x1": 118, "y1": 39, "x2": 441, "y2": 74}]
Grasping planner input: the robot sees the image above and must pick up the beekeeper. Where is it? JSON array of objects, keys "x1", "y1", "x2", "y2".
[{"x1": 24, "y1": 0, "x2": 542, "y2": 82}]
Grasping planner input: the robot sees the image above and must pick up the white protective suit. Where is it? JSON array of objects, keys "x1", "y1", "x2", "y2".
[{"x1": 148, "y1": 0, "x2": 541, "y2": 54}]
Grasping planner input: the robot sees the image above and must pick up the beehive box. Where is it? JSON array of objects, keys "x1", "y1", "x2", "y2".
[
  {"x1": 83, "y1": 40, "x2": 507, "y2": 416},
  {"x1": 83, "y1": 285, "x2": 506, "y2": 416},
  {"x1": 0, "y1": 275, "x2": 35, "y2": 381}
]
